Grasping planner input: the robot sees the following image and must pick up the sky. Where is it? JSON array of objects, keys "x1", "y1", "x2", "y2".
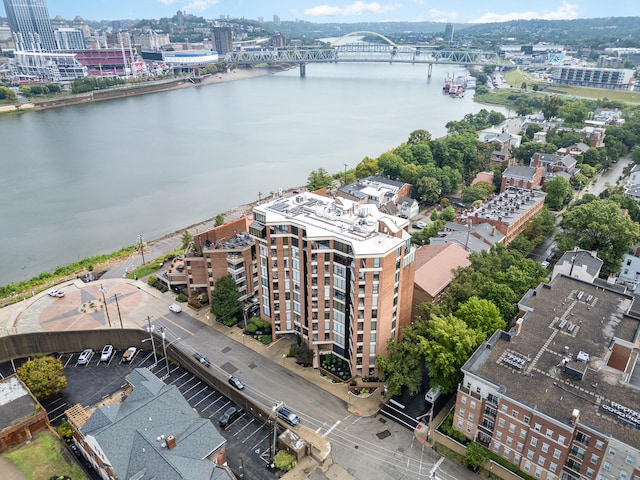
[{"x1": 1, "y1": 0, "x2": 640, "y2": 24}]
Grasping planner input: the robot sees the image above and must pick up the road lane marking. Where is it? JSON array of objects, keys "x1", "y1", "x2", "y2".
[
  {"x1": 321, "y1": 420, "x2": 341, "y2": 438},
  {"x1": 162, "y1": 317, "x2": 194, "y2": 336}
]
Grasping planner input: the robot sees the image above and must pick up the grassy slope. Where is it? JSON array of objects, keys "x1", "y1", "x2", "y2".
[{"x1": 2, "y1": 431, "x2": 87, "y2": 480}]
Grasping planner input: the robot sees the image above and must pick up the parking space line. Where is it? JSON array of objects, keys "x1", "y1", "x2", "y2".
[
  {"x1": 232, "y1": 417, "x2": 256, "y2": 437},
  {"x1": 174, "y1": 376, "x2": 198, "y2": 390},
  {"x1": 187, "y1": 386, "x2": 209, "y2": 402},
  {"x1": 62, "y1": 355, "x2": 74, "y2": 368},
  {"x1": 47, "y1": 403, "x2": 68, "y2": 416},
  {"x1": 209, "y1": 400, "x2": 232, "y2": 417},
  {"x1": 240, "y1": 424, "x2": 265, "y2": 444},
  {"x1": 192, "y1": 390, "x2": 216, "y2": 408},
  {"x1": 169, "y1": 371, "x2": 190, "y2": 385},
  {"x1": 200, "y1": 396, "x2": 222, "y2": 412},
  {"x1": 181, "y1": 381, "x2": 202, "y2": 396},
  {"x1": 250, "y1": 433, "x2": 271, "y2": 455}
]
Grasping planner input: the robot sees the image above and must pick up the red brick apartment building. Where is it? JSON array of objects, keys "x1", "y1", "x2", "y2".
[
  {"x1": 454, "y1": 188, "x2": 546, "y2": 245},
  {"x1": 455, "y1": 275, "x2": 640, "y2": 480},
  {"x1": 249, "y1": 191, "x2": 415, "y2": 377}
]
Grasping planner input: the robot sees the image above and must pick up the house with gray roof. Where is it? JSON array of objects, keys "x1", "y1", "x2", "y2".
[
  {"x1": 430, "y1": 221, "x2": 505, "y2": 254},
  {"x1": 336, "y1": 175, "x2": 411, "y2": 208},
  {"x1": 67, "y1": 368, "x2": 234, "y2": 480},
  {"x1": 551, "y1": 248, "x2": 603, "y2": 283}
]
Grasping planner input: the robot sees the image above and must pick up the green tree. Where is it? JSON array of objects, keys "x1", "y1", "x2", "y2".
[
  {"x1": 0, "y1": 86, "x2": 18, "y2": 102},
  {"x1": 464, "y1": 442, "x2": 490, "y2": 472},
  {"x1": 440, "y1": 206, "x2": 456, "y2": 222},
  {"x1": 17, "y1": 356, "x2": 67, "y2": 400},
  {"x1": 456, "y1": 296, "x2": 506, "y2": 339},
  {"x1": 557, "y1": 199, "x2": 640, "y2": 275},
  {"x1": 410, "y1": 143, "x2": 433, "y2": 165},
  {"x1": 478, "y1": 281, "x2": 518, "y2": 322},
  {"x1": 377, "y1": 151, "x2": 405, "y2": 179},
  {"x1": 377, "y1": 323, "x2": 426, "y2": 396},
  {"x1": 415, "y1": 176, "x2": 441, "y2": 205},
  {"x1": 210, "y1": 274, "x2": 242, "y2": 323},
  {"x1": 181, "y1": 230, "x2": 193, "y2": 250},
  {"x1": 544, "y1": 176, "x2": 573, "y2": 210},
  {"x1": 214, "y1": 214, "x2": 225, "y2": 227},
  {"x1": 407, "y1": 129, "x2": 431, "y2": 145},
  {"x1": 524, "y1": 124, "x2": 543, "y2": 140},
  {"x1": 354, "y1": 156, "x2": 378, "y2": 179},
  {"x1": 462, "y1": 185, "x2": 490, "y2": 203},
  {"x1": 559, "y1": 101, "x2": 589, "y2": 124},
  {"x1": 307, "y1": 168, "x2": 333, "y2": 190},
  {"x1": 541, "y1": 95, "x2": 561, "y2": 120},
  {"x1": 273, "y1": 450, "x2": 297, "y2": 472},
  {"x1": 418, "y1": 315, "x2": 484, "y2": 393}
]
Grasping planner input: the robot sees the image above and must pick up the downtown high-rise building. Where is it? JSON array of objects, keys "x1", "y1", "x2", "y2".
[
  {"x1": 3, "y1": 0, "x2": 57, "y2": 51},
  {"x1": 212, "y1": 26, "x2": 233, "y2": 55}
]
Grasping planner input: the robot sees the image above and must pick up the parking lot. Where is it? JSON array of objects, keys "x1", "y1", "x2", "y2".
[{"x1": 1, "y1": 350, "x2": 277, "y2": 480}]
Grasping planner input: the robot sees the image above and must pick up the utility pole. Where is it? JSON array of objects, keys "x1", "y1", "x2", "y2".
[
  {"x1": 160, "y1": 326, "x2": 170, "y2": 375},
  {"x1": 344, "y1": 163, "x2": 348, "y2": 186},
  {"x1": 138, "y1": 234, "x2": 146, "y2": 265},
  {"x1": 113, "y1": 293, "x2": 123, "y2": 328},
  {"x1": 99, "y1": 284, "x2": 112, "y2": 327},
  {"x1": 147, "y1": 316, "x2": 157, "y2": 365}
]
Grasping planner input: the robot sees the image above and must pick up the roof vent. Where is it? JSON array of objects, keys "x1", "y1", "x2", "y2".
[{"x1": 166, "y1": 434, "x2": 176, "y2": 449}]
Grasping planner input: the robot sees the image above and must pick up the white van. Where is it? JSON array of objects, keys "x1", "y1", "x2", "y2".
[{"x1": 425, "y1": 386, "x2": 441, "y2": 404}]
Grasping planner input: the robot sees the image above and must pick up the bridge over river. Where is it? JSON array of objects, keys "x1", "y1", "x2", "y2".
[{"x1": 225, "y1": 31, "x2": 502, "y2": 77}]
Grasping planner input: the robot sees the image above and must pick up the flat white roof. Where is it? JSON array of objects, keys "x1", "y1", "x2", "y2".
[{"x1": 256, "y1": 192, "x2": 410, "y2": 256}]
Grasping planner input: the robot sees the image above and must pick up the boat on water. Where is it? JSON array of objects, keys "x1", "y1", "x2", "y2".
[{"x1": 444, "y1": 73, "x2": 466, "y2": 97}]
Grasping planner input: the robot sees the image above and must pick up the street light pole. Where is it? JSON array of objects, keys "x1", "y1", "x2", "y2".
[
  {"x1": 113, "y1": 293, "x2": 123, "y2": 328},
  {"x1": 160, "y1": 326, "x2": 170, "y2": 375},
  {"x1": 343, "y1": 163, "x2": 348, "y2": 186},
  {"x1": 99, "y1": 284, "x2": 112, "y2": 327},
  {"x1": 146, "y1": 316, "x2": 157, "y2": 365},
  {"x1": 138, "y1": 234, "x2": 146, "y2": 265}
]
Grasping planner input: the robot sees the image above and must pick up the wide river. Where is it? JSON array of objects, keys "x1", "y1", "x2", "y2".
[{"x1": 0, "y1": 63, "x2": 507, "y2": 286}]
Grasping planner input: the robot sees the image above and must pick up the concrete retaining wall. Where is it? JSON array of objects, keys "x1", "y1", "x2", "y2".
[{"x1": 0, "y1": 330, "x2": 273, "y2": 424}]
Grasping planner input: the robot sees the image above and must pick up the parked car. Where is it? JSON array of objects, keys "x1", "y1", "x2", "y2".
[
  {"x1": 54, "y1": 290, "x2": 65, "y2": 297},
  {"x1": 541, "y1": 261, "x2": 550, "y2": 268},
  {"x1": 219, "y1": 405, "x2": 244, "y2": 428},
  {"x1": 77, "y1": 348, "x2": 93, "y2": 365},
  {"x1": 193, "y1": 352, "x2": 211, "y2": 367},
  {"x1": 169, "y1": 303, "x2": 182, "y2": 313},
  {"x1": 412, "y1": 221, "x2": 426, "y2": 229},
  {"x1": 100, "y1": 344, "x2": 114, "y2": 362},
  {"x1": 48, "y1": 289, "x2": 59, "y2": 297},
  {"x1": 122, "y1": 347, "x2": 137, "y2": 363},
  {"x1": 276, "y1": 406, "x2": 300, "y2": 427},
  {"x1": 228, "y1": 375, "x2": 245, "y2": 390}
]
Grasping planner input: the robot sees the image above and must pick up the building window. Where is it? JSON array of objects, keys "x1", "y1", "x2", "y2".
[
  {"x1": 586, "y1": 467, "x2": 594, "y2": 478},
  {"x1": 512, "y1": 411, "x2": 518, "y2": 418},
  {"x1": 459, "y1": 409, "x2": 465, "y2": 417},
  {"x1": 496, "y1": 432, "x2": 503, "y2": 441},
  {"x1": 603, "y1": 461, "x2": 611, "y2": 471},
  {"x1": 553, "y1": 449, "x2": 561, "y2": 459},
  {"x1": 558, "y1": 435, "x2": 566, "y2": 446},
  {"x1": 457, "y1": 418, "x2": 463, "y2": 429},
  {"x1": 608, "y1": 447, "x2": 616, "y2": 457},
  {"x1": 524, "y1": 416, "x2": 530, "y2": 424},
  {"x1": 541, "y1": 443, "x2": 549, "y2": 453},
  {"x1": 519, "y1": 429, "x2": 526, "y2": 439},
  {"x1": 537, "y1": 455, "x2": 545, "y2": 466},
  {"x1": 534, "y1": 423, "x2": 541, "y2": 432},
  {"x1": 527, "y1": 450, "x2": 534, "y2": 460},
  {"x1": 595, "y1": 440, "x2": 603, "y2": 450},
  {"x1": 517, "y1": 442, "x2": 523, "y2": 452},
  {"x1": 590, "y1": 454, "x2": 599, "y2": 464},
  {"x1": 498, "y1": 419, "x2": 505, "y2": 428},
  {"x1": 530, "y1": 437, "x2": 538, "y2": 447},
  {"x1": 506, "y1": 437, "x2": 513, "y2": 446},
  {"x1": 461, "y1": 396, "x2": 467, "y2": 405},
  {"x1": 549, "y1": 462, "x2": 557, "y2": 473},
  {"x1": 625, "y1": 455, "x2": 634, "y2": 465},
  {"x1": 545, "y1": 428, "x2": 553, "y2": 438}
]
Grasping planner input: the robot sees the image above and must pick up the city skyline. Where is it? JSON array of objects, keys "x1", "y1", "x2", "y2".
[{"x1": 1, "y1": 0, "x2": 639, "y2": 24}]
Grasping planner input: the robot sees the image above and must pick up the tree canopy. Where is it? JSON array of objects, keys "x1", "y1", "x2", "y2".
[
  {"x1": 17, "y1": 356, "x2": 67, "y2": 400},
  {"x1": 210, "y1": 274, "x2": 242, "y2": 324},
  {"x1": 307, "y1": 168, "x2": 333, "y2": 190},
  {"x1": 556, "y1": 198, "x2": 640, "y2": 275}
]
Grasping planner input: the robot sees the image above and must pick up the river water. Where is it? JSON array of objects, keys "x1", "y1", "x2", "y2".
[{"x1": 0, "y1": 63, "x2": 507, "y2": 286}]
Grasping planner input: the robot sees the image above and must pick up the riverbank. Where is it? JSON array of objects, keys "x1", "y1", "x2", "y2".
[{"x1": 0, "y1": 66, "x2": 281, "y2": 115}]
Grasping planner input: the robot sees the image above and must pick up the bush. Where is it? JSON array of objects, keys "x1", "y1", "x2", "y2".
[
  {"x1": 245, "y1": 323, "x2": 258, "y2": 334},
  {"x1": 148, "y1": 276, "x2": 158, "y2": 286},
  {"x1": 288, "y1": 347, "x2": 298, "y2": 357},
  {"x1": 259, "y1": 335, "x2": 272, "y2": 345},
  {"x1": 249, "y1": 316, "x2": 271, "y2": 331},
  {"x1": 176, "y1": 294, "x2": 188, "y2": 303},
  {"x1": 222, "y1": 317, "x2": 238, "y2": 327},
  {"x1": 57, "y1": 421, "x2": 72, "y2": 440},
  {"x1": 188, "y1": 300, "x2": 202, "y2": 309},
  {"x1": 273, "y1": 450, "x2": 297, "y2": 472}
]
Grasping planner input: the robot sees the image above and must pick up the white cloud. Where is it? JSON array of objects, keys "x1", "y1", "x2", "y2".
[
  {"x1": 470, "y1": 1, "x2": 579, "y2": 23},
  {"x1": 182, "y1": 0, "x2": 219, "y2": 12},
  {"x1": 304, "y1": 2, "x2": 401, "y2": 17},
  {"x1": 157, "y1": 0, "x2": 177, "y2": 5},
  {"x1": 430, "y1": 9, "x2": 459, "y2": 23}
]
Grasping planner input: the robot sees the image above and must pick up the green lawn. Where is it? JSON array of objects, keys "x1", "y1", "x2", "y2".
[{"x1": 2, "y1": 431, "x2": 87, "y2": 480}]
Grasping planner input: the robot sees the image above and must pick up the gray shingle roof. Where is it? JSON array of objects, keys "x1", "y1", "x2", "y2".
[{"x1": 81, "y1": 369, "x2": 231, "y2": 480}]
